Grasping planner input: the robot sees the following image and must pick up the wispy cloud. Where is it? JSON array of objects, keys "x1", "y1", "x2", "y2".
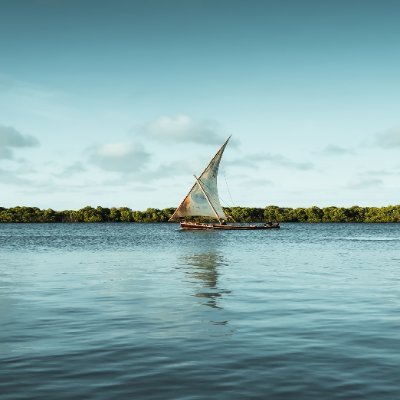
[
  {"x1": 227, "y1": 153, "x2": 314, "y2": 170},
  {"x1": 360, "y1": 168, "x2": 398, "y2": 178},
  {"x1": 321, "y1": 144, "x2": 355, "y2": 155},
  {"x1": 97, "y1": 160, "x2": 193, "y2": 186},
  {"x1": 54, "y1": 162, "x2": 86, "y2": 178},
  {"x1": 239, "y1": 178, "x2": 274, "y2": 186},
  {"x1": 0, "y1": 167, "x2": 31, "y2": 184},
  {"x1": 0, "y1": 125, "x2": 39, "y2": 159},
  {"x1": 0, "y1": 75, "x2": 68, "y2": 119},
  {"x1": 89, "y1": 142, "x2": 151, "y2": 172},
  {"x1": 346, "y1": 178, "x2": 383, "y2": 190},
  {"x1": 375, "y1": 128, "x2": 400, "y2": 148},
  {"x1": 139, "y1": 160, "x2": 194, "y2": 181},
  {"x1": 140, "y1": 114, "x2": 226, "y2": 145}
]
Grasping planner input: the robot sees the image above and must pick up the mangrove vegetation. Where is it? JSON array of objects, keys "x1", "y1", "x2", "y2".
[{"x1": 0, "y1": 205, "x2": 400, "y2": 223}]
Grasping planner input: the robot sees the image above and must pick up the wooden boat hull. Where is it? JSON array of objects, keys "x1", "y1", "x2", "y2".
[{"x1": 180, "y1": 222, "x2": 280, "y2": 230}]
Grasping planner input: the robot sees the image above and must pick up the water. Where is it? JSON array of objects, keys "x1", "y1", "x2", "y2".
[{"x1": 1, "y1": 223, "x2": 399, "y2": 399}]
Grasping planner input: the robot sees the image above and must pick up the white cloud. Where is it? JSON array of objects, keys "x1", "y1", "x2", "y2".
[
  {"x1": 97, "y1": 143, "x2": 137, "y2": 157},
  {"x1": 0, "y1": 125, "x2": 39, "y2": 159},
  {"x1": 141, "y1": 114, "x2": 225, "y2": 145},
  {"x1": 89, "y1": 142, "x2": 150, "y2": 172}
]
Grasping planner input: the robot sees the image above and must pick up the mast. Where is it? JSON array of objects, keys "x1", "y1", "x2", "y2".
[
  {"x1": 169, "y1": 136, "x2": 231, "y2": 221},
  {"x1": 193, "y1": 175, "x2": 222, "y2": 223}
]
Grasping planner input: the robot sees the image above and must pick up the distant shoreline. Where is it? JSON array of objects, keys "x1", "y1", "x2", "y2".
[{"x1": 1, "y1": 205, "x2": 399, "y2": 223}]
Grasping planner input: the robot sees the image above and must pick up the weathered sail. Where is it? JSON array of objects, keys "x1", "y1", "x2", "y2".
[{"x1": 169, "y1": 137, "x2": 230, "y2": 221}]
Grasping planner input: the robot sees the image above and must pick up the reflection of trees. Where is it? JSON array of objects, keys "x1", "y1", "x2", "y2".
[{"x1": 183, "y1": 252, "x2": 230, "y2": 309}]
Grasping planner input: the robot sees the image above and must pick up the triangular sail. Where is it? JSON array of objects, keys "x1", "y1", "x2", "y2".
[{"x1": 169, "y1": 137, "x2": 230, "y2": 221}]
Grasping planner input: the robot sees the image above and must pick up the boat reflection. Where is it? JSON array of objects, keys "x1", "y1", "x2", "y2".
[{"x1": 181, "y1": 251, "x2": 231, "y2": 310}]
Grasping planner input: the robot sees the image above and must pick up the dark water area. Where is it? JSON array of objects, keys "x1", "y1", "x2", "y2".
[{"x1": 1, "y1": 223, "x2": 399, "y2": 399}]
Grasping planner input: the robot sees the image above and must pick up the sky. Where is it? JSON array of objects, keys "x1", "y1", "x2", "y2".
[{"x1": 0, "y1": 0, "x2": 399, "y2": 210}]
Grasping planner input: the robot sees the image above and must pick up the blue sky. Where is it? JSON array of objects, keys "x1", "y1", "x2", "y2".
[{"x1": 0, "y1": 0, "x2": 399, "y2": 210}]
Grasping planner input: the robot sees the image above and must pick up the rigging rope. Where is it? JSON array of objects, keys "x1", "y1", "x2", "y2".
[
  {"x1": 223, "y1": 172, "x2": 235, "y2": 207},
  {"x1": 199, "y1": 175, "x2": 237, "y2": 222}
]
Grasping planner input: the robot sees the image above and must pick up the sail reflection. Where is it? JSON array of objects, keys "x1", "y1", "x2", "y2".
[{"x1": 181, "y1": 251, "x2": 231, "y2": 310}]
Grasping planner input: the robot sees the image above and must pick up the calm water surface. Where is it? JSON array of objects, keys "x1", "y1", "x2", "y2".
[{"x1": 0, "y1": 223, "x2": 399, "y2": 399}]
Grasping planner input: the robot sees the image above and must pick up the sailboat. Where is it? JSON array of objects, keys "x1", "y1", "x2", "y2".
[{"x1": 169, "y1": 136, "x2": 280, "y2": 230}]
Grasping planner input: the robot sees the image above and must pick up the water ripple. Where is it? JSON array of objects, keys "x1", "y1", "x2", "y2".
[{"x1": 1, "y1": 223, "x2": 400, "y2": 399}]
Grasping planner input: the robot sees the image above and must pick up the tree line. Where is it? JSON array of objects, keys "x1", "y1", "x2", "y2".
[{"x1": 0, "y1": 205, "x2": 399, "y2": 223}]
